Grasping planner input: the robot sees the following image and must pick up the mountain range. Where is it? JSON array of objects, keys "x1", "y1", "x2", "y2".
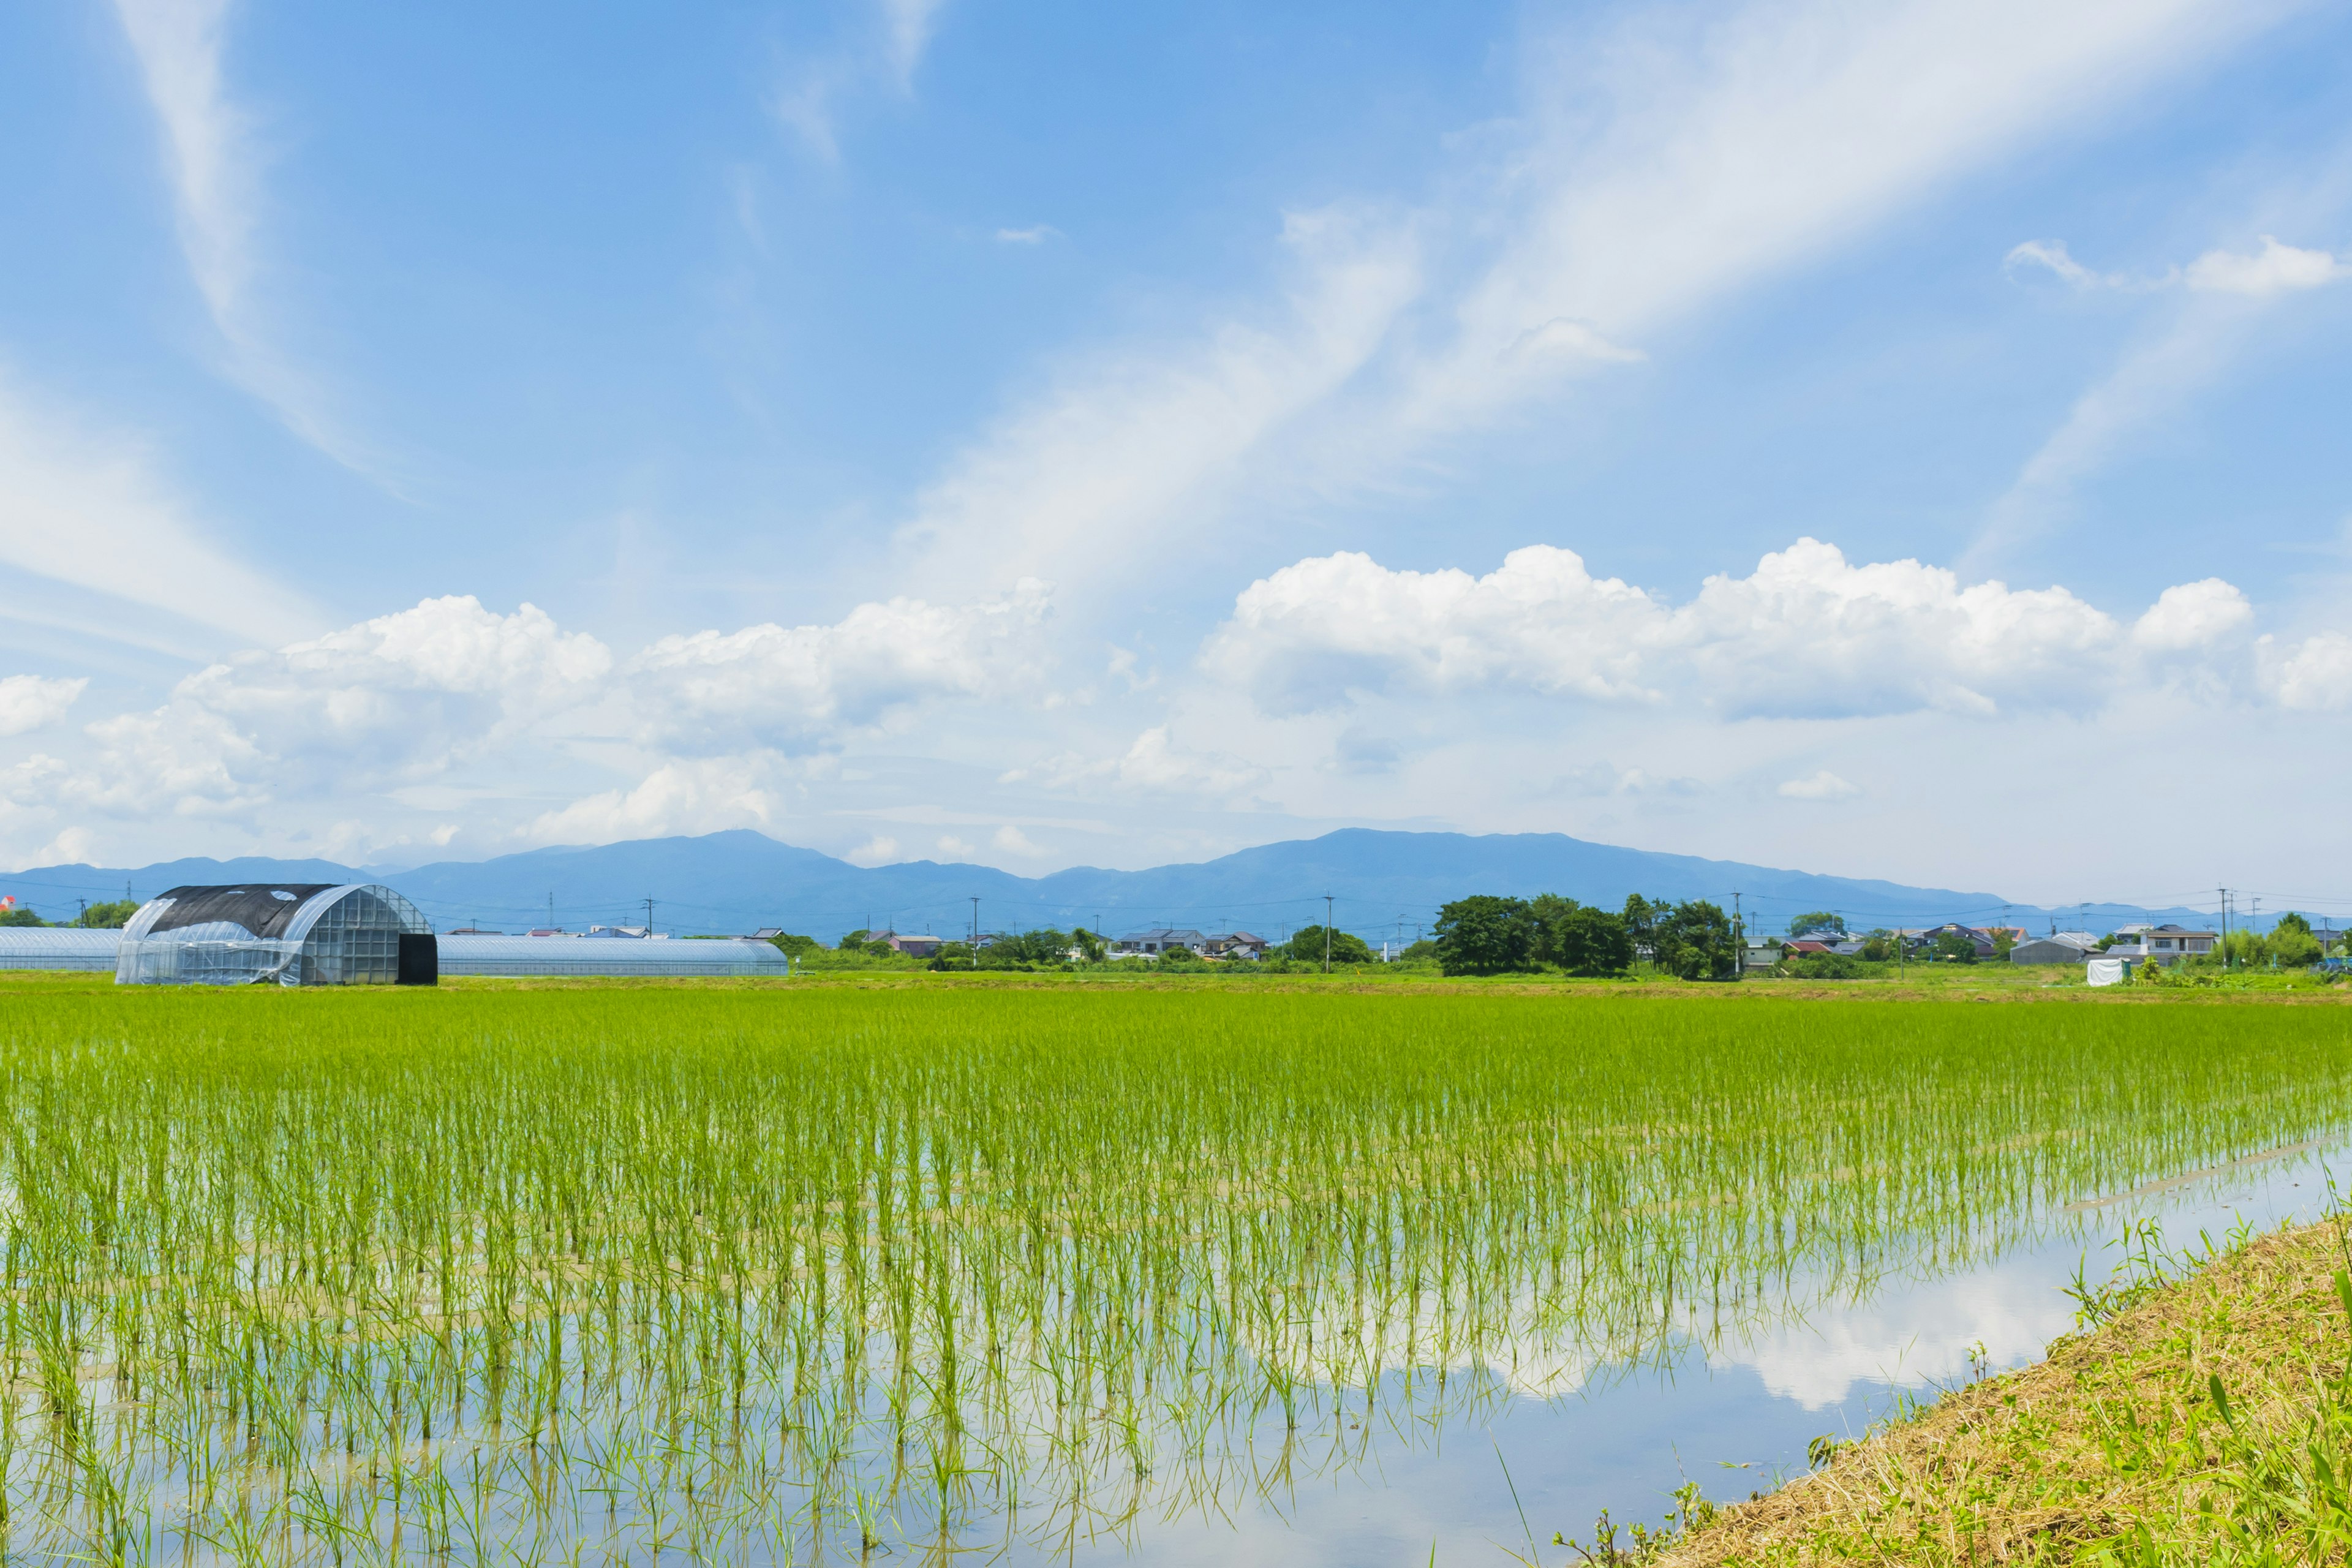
[{"x1": 2, "y1": 829, "x2": 2233, "y2": 943}]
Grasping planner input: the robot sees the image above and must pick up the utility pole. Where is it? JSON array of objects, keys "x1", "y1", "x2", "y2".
[
  {"x1": 970, "y1": 896, "x2": 979, "y2": 970},
  {"x1": 2220, "y1": 886, "x2": 2230, "y2": 971},
  {"x1": 1732, "y1": 891, "x2": 1743, "y2": 982},
  {"x1": 1323, "y1": 894, "x2": 1333, "y2": 974},
  {"x1": 644, "y1": 897, "x2": 655, "y2": 937},
  {"x1": 549, "y1": 891, "x2": 556, "y2": 930}
]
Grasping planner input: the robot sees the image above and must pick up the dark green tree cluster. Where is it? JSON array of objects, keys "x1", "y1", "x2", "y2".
[
  {"x1": 1282, "y1": 925, "x2": 1375, "y2": 965},
  {"x1": 1430, "y1": 892, "x2": 1733, "y2": 979},
  {"x1": 75, "y1": 899, "x2": 140, "y2": 928},
  {"x1": 0, "y1": 906, "x2": 45, "y2": 927},
  {"x1": 928, "y1": 927, "x2": 1099, "y2": 970}
]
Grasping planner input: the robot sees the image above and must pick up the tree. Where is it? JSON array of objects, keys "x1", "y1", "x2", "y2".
[
  {"x1": 1992, "y1": 929, "x2": 2016, "y2": 960},
  {"x1": 1789, "y1": 911, "x2": 1846, "y2": 938},
  {"x1": 1654, "y1": 900, "x2": 1734, "y2": 980},
  {"x1": 2270, "y1": 913, "x2": 2322, "y2": 968},
  {"x1": 1069, "y1": 927, "x2": 1107, "y2": 963},
  {"x1": 1433, "y1": 896, "x2": 1536, "y2": 975},
  {"x1": 1528, "y1": 894, "x2": 1580, "y2": 967},
  {"x1": 1285, "y1": 925, "x2": 1374, "y2": 965},
  {"x1": 0, "y1": 907, "x2": 45, "y2": 927},
  {"x1": 1858, "y1": 930, "x2": 1894, "y2": 962},
  {"x1": 838, "y1": 929, "x2": 870, "y2": 950},
  {"x1": 767, "y1": 932, "x2": 820, "y2": 958},
  {"x1": 1621, "y1": 895, "x2": 1667, "y2": 967},
  {"x1": 1932, "y1": 929, "x2": 1980, "y2": 964},
  {"x1": 1555, "y1": 903, "x2": 1634, "y2": 976}
]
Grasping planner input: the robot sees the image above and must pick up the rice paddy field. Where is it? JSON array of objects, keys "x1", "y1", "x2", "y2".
[{"x1": 3, "y1": 980, "x2": 2350, "y2": 1565}]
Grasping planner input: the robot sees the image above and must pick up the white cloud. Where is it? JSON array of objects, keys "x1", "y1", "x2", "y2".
[
  {"x1": 878, "y1": 0, "x2": 949, "y2": 82},
  {"x1": 110, "y1": 0, "x2": 372, "y2": 472},
  {"x1": 2263, "y1": 632, "x2": 2352, "y2": 711},
  {"x1": 1205, "y1": 537, "x2": 2260, "y2": 720},
  {"x1": 900, "y1": 205, "x2": 1422, "y2": 592},
  {"x1": 0, "y1": 372, "x2": 318, "y2": 644},
  {"x1": 936, "y1": 834, "x2": 976, "y2": 859},
  {"x1": 11, "y1": 587, "x2": 1049, "y2": 847},
  {"x1": 991, "y1": 824, "x2": 1043, "y2": 856},
  {"x1": 2003, "y1": 238, "x2": 2122, "y2": 288},
  {"x1": 626, "y1": 578, "x2": 1050, "y2": 751},
  {"x1": 2184, "y1": 236, "x2": 2350, "y2": 296},
  {"x1": 0, "y1": 677, "x2": 88, "y2": 737},
  {"x1": 519, "y1": 755, "x2": 791, "y2": 846},
  {"x1": 994, "y1": 224, "x2": 1061, "y2": 245},
  {"x1": 2132, "y1": 579, "x2": 2253, "y2": 651},
  {"x1": 1005, "y1": 725, "x2": 1268, "y2": 799},
  {"x1": 844, "y1": 834, "x2": 903, "y2": 867},
  {"x1": 1778, "y1": 769, "x2": 1861, "y2": 801},
  {"x1": 889, "y1": 0, "x2": 2278, "y2": 599}
]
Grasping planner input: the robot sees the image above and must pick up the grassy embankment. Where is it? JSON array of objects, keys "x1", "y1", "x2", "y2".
[{"x1": 1656, "y1": 1214, "x2": 2352, "y2": 1566}]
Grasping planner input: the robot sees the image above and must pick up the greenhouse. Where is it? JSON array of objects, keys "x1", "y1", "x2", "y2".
[
  {"x1": 0, "y1": 929, "x2": 127, "y2": 971},
  {"x1": 436, "y1": 935, "x2": 790, "y2": 978},
  {"x1": 115, "y1": 884, "x2": 437, "y2": 987}
]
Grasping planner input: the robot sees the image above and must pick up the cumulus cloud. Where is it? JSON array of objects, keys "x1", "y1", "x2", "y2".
[
  {"x1": 0, "y1": 677, "x2": 88, "y2": 737},
  {"x1": 1779, "y1": 769, "x2": 1861, "y2": 801},
  {"x1": 1005, "y1": 725, "x2": 1268, "y2": 799},
  {"x1": 844, "y1": 834, "x2": 903, "y2": 867},
  {"x1": 991, "y1": 824, "x2": 1044, "y2": 856},
  {"x1": 2263, "y1": 633, "x2": 2352, "y2": 712},
  {"x1": 519, "y1": 755, "x2": 791, "y2": 846},
  {"x1": 14, "y1": 586, "x2": 1052, "y2": 846},
  {"x1": 1205, "y1": 538, "x2": 2264, "y2": 720},
  {"x1": 627, "y1": 579, "x2": 1050, "y2": 752},
  {"x1": 995, "y1": 225, "x2": 1060, "y2": 245}
]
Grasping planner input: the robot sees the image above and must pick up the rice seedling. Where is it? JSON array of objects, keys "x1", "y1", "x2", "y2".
[{"x1": 0, "y1": 984, "x2": 2346, "y2": 1563}]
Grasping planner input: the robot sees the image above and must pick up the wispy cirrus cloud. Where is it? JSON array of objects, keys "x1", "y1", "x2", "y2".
[
  {"x1": 1977, "y1": 230, "x2": 2352, "y2": 567},
  {"x1": 0, "y1": 369, "x2": 318, "y2": 644},
  {"x1": 888, "y1": 0, "x2": 2293, "y2": 603},
  {"x1": 774, "y1": 0, "x2": 956, "y2": 161},
  {"x1": 110, "y1": 0, "x2": 380, "y2": 476}
]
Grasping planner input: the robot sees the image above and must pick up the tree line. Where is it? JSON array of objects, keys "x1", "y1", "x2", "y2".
[{"x1": 1431, "y1": 894, "x2": 1735, "y2": 978}]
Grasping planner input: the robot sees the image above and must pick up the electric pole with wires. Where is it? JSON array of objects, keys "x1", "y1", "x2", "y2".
[{"x1": 1323, "y1": 894, "x2": 1333, "y2": 974}]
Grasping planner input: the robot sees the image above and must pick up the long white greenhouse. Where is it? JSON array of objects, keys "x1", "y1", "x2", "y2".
[
  {"x1": 0, "y1": 929, "x2": 126, "y2": 971},
  {"x1": 435, "y1": 936, "x2": 789, "y2": 977}
]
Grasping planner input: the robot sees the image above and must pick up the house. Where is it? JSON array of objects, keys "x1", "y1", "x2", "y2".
[
  {"x1": 526, "y1": 927, "x2": 575, "y2": 938},
  {"x1": 1115, "y1": 928, "x2": 1210, "y2": 956},
  {"x1": 1203, "y1": 931, "x2": 1268, "y2": 960},
  {"x1": 2106, "y1": 923, "x2": 2218, "y2": 965},
  {"x1": 1919, "y1": 923, "x2": 1997, "y2": 959},
  {"x1": 1783, "y1": 939, "x2": 1834, "y2": 956},
  {"x1": 584, "y1": 924, "x2": 650, "y2": 938},
  {"x1": 445, "y1": 927, "x2": 502, "y2": 936},
  {"x1": 2009, "y1": 932, "x2": 2100, "y2": 964},
  {"x1": 1741, "y1": 939, "x2": 1782, "y2": 973},
  {"x1": 869, "y1": 930, "x2": 943, "y2": 958}
]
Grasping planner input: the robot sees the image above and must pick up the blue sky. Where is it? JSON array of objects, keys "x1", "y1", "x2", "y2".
[{"x1": 2, "y1": 0, "x2": 2350, "y2": 905}]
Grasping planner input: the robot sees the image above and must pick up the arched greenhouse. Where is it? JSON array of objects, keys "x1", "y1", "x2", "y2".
[{"x1": 115, "y1": 884, "x2": 437, "y2": 987}]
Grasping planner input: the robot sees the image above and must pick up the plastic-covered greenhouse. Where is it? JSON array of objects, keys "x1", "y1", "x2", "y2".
[
  {"x1": 0, "y1": 929, "x2": 126, "y2": 971},
  {"x1": 436, "y1": 935, "x2": 788, "y2": 977},
  {"x1": 115, "y1": 884, "x2": 437, "y2": 987}
]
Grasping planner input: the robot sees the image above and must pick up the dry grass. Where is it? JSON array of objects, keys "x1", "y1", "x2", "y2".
[{"x1": 1660, "y1": 1215, "x2": 2352, "y2": 1565}]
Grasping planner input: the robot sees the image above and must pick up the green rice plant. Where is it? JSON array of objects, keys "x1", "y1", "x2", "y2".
[{"x1": 0, "y1": 985, "x2": 2346, "y2": 1562}]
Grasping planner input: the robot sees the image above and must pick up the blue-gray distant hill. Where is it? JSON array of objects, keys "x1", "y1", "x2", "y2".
[{"x1": 3, "y1": 828, "x2": 2223, "y2": 941}]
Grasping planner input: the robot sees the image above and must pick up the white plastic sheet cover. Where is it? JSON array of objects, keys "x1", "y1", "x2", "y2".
[{"x1": 2086, "y1": 958, "x2": 2128, "y2": 987}]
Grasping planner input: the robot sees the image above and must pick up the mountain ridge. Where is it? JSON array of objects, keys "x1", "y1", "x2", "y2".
[{"x1": 1, "y1": 828, "x2": 2229, "y2": 941}]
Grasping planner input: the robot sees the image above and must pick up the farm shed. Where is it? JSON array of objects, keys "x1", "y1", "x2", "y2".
[
  {"x1": 115, "y1": 884, "x2": 436, "y2": 987},
  {"x1": 0, "y1": 929, "x2": 126, "y2": 971},
  {"x1": 2009, "y1": 935, "x2": 2098, "y2": 964},
  {"x1": 435, "y1": 935, "x2": 790, "y2": 978}
]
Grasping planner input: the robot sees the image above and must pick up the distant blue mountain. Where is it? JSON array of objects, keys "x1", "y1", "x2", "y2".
[{"x1": 2, "y1": 828, "x2": 2234, "y2": 941}]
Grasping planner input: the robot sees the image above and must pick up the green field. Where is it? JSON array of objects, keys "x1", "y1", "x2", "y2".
[{"x1": 2, "y1": 981, "x2": 2349, "y2": 1563}]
